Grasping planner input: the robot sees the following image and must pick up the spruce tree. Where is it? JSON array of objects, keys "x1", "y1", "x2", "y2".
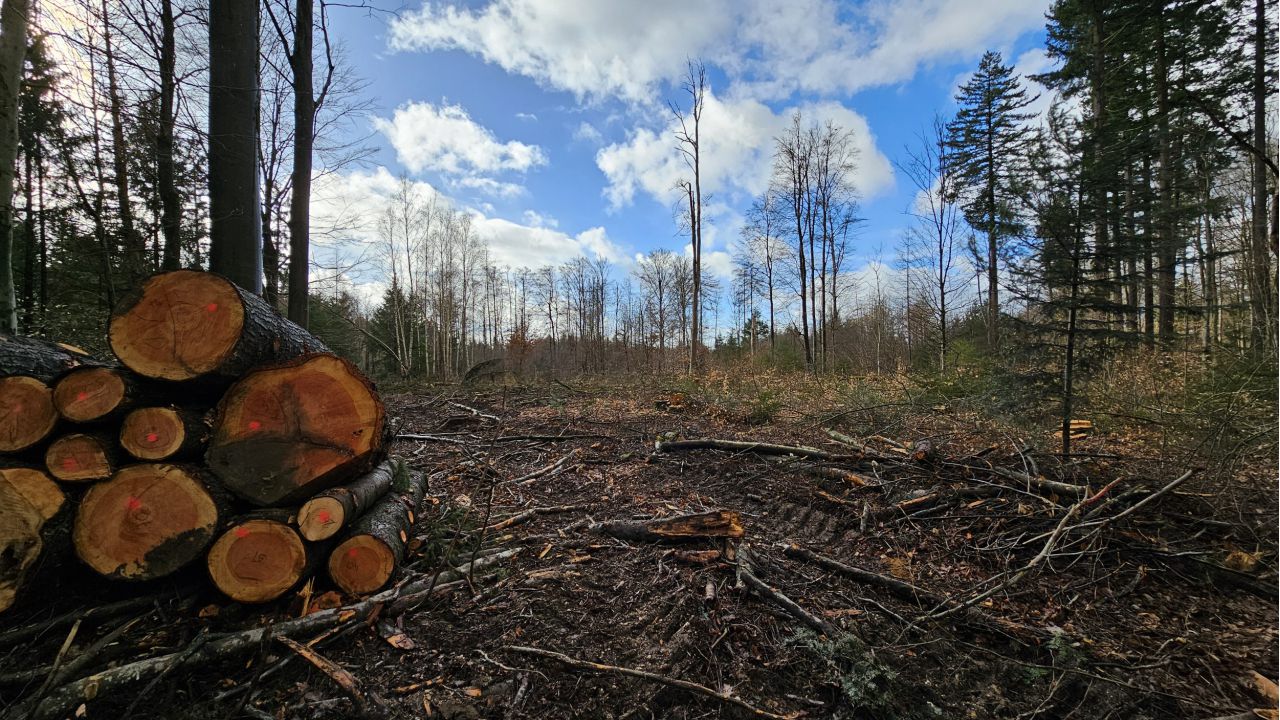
[{"x1": 946, "y1": 51, "x2": 1038, "y2": 348}]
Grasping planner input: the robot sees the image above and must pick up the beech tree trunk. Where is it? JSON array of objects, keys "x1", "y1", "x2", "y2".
[
  {"x1": 73, "y1": 464, "x2": 223, "y2": 581},
  {"x1": 0, "y1": 464, "x2": 65, "y2": 612},
  {"x1": 287, "y1": 0, "x2": 314, "y2": 327},
  {"x1": 206, "y1": 353, "x2": 385, "y2": 506},
  {"x1": 207, "y1": 509, "x2": 314, "y2": 603},
  {"x1": 298, "y1": 460, "x2": 395, "y2": 541},
  {"x1": 45, "y1": 431, "x2": 119, "y2": 483},
  {"x1": 327, "y1": 468, "x2": 425, "y2": 595},
  {"x1": 108, "y1": 270, "x2": 328, "y2": 381},
  {"x1": 0, "y1": 0, "x2": 28, "y2": 333},
  {"x1": 119, "y1": 406, "x2": 209, "y2": 461}
]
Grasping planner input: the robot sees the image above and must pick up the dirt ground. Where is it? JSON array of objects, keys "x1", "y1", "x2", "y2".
[{"x1": 1, "y1": 381, "x2": 1276, "y2": 719}]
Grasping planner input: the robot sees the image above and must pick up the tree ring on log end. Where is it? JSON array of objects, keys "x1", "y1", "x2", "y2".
[
  {"x1": 74, "y1": 464, "x2": 219, "y2": 580},
  {"x1": 297, "y1": 496, "x2": 346, "y2": 541},
  {"x1": 53, "y1": 367, "x2": 126, "y2": 422},
  {"x1": 45, "y1": 434, "x2": 113, "y2": 483},
  {"x1": 0, "y1": 467, "x2": 64, "y2": 521},
  {"x1": 0, "y1": 481, "x2": 45, "y2": 612},
  {"x1": 121, "y1": 407, "x2": 186, "y2": 460},
  {"x1": 329, "y1": 536, "x2": 394, "y2": 596},
  {"x1": 206, "y1": 354, "x2": 385, "y2": 506},
  {"x1": 207, "y1": 519, "x2": 306, "y2": 603},
  {"x1": 0, "y1": 377, "x2": 56, "y2": 453},
  {"x1": 109, "y1": 271, "x2": 246, "y2": 381}
]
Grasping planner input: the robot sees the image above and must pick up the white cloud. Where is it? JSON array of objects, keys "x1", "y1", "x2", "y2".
[
  {"x1": 472, "y1": 217, "x2": 626, "y2": 268},
  {"x1": 573, "y1": 121, "x2": 603, "y2": 144},
  {"x1": 596, "y1": 93, "x2": 895, "y2": 210},
  {"x1": 389, "y1": 0, "x2": 1052, "y2": 103},
  {"x1": 522, "y1": 209, "x2": 559, "y2": 228},
  {"x1": 453, "y1": 176, "x2": 527, "y2": 198},
  {"x1": 515, "y1": 111, "x2": 538, "y2": 121},
  {"x1": 373, "y1": 101, "x2": 547, "y2": 176}
]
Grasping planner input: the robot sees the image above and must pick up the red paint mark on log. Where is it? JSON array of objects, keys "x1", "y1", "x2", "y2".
[
  {"x1": 234, "y1": 527, "x2": 250, "y2": 538},
  {"x1": 62, "y1": 458, "x2": 77, "y2": 469},
  {"x1": 76, "y1": 391, "x2": 88, "y2": 401},
  {"x1": 317, "y1": 510, "x2": 332, "y2": 524},
  {"x1": 205, "y1": 303, "x2": 218, "y2": 313},
  {"x1": 145, "y1": 432, "x2": 159, "y2": 443},
  {"x1": 248, "y1": 420, "x2": 261, "y2": 431},
  {"x1": 126, "y1": 496, "x2": 142, "y2": 511},
  {"x1": 346, "y1": 548, "x2": 358, "y2": 558}
]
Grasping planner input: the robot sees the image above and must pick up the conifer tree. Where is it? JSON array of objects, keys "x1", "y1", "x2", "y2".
[{"x1": 946, "y1": 51, "x2": 1038, "y2": 348}]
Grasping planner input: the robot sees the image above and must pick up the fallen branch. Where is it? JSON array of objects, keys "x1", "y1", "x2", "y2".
[
  {"x1": 22, "y1": 551, "x2": 518, "y2": 720},
  {"x1": 514, "y1": 450, "x2": 582, "y2": 485},
  {"x1": 782, "y1": 545, "x2": 937, "y2": 606},
  {"x1": 483, "y1": 504, "x2": 586, "y2": 532},
  {"x1": 504, "y1": 646, "x2": 796, "y2": 720},
  {"x1": 446, "y1": 401, "x2": 499, "y2": 423},
  {"x1": 276, "y1": 636, "x2": 368, "y2": 713},
  {"x1": 737, "y1": 546, "x2": 834, "y2": 636},
  {"x1": 588, "y1": 510, "x2": 744, "y2": 543},
  {"x1": 654, "y1": 438, "x2": 858, "y2": 462}
]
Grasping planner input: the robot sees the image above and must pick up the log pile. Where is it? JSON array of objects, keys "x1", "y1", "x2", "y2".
[{"x1": 0, "y1": 270, "x2": 425, "y2": 614}]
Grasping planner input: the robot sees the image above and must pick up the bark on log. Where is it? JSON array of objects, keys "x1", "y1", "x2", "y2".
[
  {"x1": 52, "y1": 366, "x2": 174, "y2": 423},
  {"x1": 587, "y1": 510, "x2": 744, "y2": 543},
  {"x1": 73, "y1": 464, "x2": 223, "y2": 581},
  {"x1": 0, "y1": 465, "x2": 65, "y2": 612},
  {"x1": 327, "y1": 468, "x2": 425, "y2": 596},
  {"x1": 297, "y1": 460, "x2": 395, "y2": 541},
  {"x1": 0, "y1": 333, "x2": 98, "y2": 383},
  {"x1": 206, "y1": 353, "x2": 386, "y2": 506},
  {"x1": 44, "y1": 432, "x2": 119, "y2": 483},
  {"x1": 207, "y1": 510, "x2": 316, "y2": 603},
  {"x1": 0, "y1": 376, "x2": 56, "y2": 454},
  {"x1": 119, "y1": 406, "x2": 209, "y2": 461},
  {"x1": 108, "y1": 269, "x2": 328, "y2": 382}
]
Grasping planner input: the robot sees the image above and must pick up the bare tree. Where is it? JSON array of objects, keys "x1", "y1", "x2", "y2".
[
  {"x1": 672, "y1": 59, "x2": 705, "y2": 373},
  {"x1": 0, "y1": 0, "x2": 29, "y2": 331}
]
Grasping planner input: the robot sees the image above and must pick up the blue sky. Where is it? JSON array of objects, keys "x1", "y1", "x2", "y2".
[{"x1": 310, "y1": 0, "x2": 1057, "y2": 305}]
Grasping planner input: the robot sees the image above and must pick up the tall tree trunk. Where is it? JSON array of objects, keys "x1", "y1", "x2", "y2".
[
  {"x1": 208, "y1": 0, "x2": 263, "y2": 293},
  {"x1": 287, "y1": 0, "x2": 314, "y2": 327},
  {"x1": 0, "y1": 0, "x2": 28, "y2": 332},
  {"x1": 158, "y1": 0, "x2": 182, "y2": 270},
  {"x1": 36, "y1": 144, "x2": 45, "y2": 319},
  {"x1": 1249, "y1": 0, "x2": 1273, "y2": 351},
  {"x1": 102, "y1": 0, "x2": 144, "y2": 283},
  {"x1": 1155, "y1": 8, "x2": 1177, "y2": 340},
  {"x1": 20, "y1": 147, "x2": 33, "y2": 327}
]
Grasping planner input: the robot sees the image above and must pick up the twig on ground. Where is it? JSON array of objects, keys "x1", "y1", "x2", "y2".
[{"x1": 504, "y1": 646, "x2": 796, "y2": 720}]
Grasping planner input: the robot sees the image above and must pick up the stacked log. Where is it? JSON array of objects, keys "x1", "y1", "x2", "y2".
[{"x1": 0, "y1": 270, "x2": 424, "y2": 613}]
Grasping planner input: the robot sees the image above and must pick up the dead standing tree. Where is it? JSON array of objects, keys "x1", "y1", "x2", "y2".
[{"x1": 671, "y1": 59, "x2": 705, "y2": 374}]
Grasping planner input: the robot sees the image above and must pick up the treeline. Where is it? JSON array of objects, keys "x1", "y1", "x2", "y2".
[
  {"x1": 0, "y1": 0, "x2": 1272, "y2": 396},
  {"x1": 0, "y1": 0, "x2": 364, "y2": 345}
]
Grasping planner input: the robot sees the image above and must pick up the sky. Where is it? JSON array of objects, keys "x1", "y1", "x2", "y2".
[{"x1": 309, "y1": 0, "x2": 1059, "y2": 307}]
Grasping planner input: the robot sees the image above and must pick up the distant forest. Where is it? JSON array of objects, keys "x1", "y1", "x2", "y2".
[{"x1": 0, "y1": 0, "x2": 1274, "y2": 394}]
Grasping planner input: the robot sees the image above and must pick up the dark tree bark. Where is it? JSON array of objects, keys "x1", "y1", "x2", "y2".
[
  {"x1": 287, "y1": 0, "x2": 314, "y2": 328},
  {"x1": 327, "y1": 468, "x2": 425, "y2": 595},
  {"x1": 1249, "y1": 0, "x2": 1274, "y2": 351},
  {"x1": 298, "y1": 460, "x2": 396, "y2": 541},
  {"x1": 158, "y1": 0, "x2": 182, "y2": 271},
  {"x1": 101, "y1": 0, "x2": 145, "y2": 282},
  {"x1": 208, "y1": 0, "x2": 263, "y2": 293},
  {"x1": 0, "y1": 0, "x2": 29, "y2": 332}
]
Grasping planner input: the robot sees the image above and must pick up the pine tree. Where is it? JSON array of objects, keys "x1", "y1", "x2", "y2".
[{"x1": 946, "y1": 50, "x2": 1038, "y2": 348}]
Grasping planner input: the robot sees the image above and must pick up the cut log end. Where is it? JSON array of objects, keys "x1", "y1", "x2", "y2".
[
  {"x1": 207, "y1": 519, "x2": 307, "y2": 603},
  {"x1": 109, "y1": 270, "x2": 246, "y2": 381},
  {"x1": 328, "y1": 536, "x2": 395, "y2": 596},
  {"x1": 0, "y1": 376, "x2": 57, "y2": 453},
  {"x1": 297, "y1": 496, "x2": 347, "y2": 542},
  {"x1": 52, "y1": 367, "x2": 126, "y2": 422},
  {"x1": 74, "y1": 464, "x2": 219, "y2": 581},
  {"x1": 120, "y1": 407, "x2": 187, "y2": 460},
  {"x1": 45, "y1": 434, "x2": 114, "y2": 483},
  {"x1": 206, "y1": 354, "x2": 385, "y2": 506},
  {"x1": 0, "y1": 481, "x2": 45, "y2": 614},
  {"x1": 0, "y1": 466, "x2": 64, "y2": 522}
]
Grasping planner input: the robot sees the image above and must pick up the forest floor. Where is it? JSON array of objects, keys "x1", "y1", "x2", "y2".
[{"x1": 2, "y1": 375, "x2": 1277, "y2": 719}]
